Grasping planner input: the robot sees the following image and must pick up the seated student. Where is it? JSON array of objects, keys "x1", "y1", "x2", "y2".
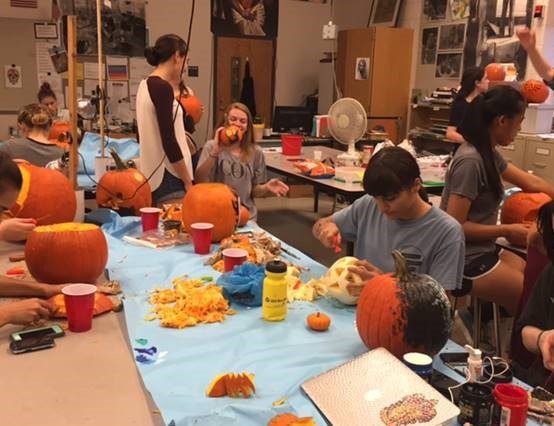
[
  {"x1": 441, "y1": 85, "x2": 554, "y2": 315},
  {"x1": 0, "y1": 298, "x2": 52, "y2": 328},
  {"x1": 0, "y1": 104, "x2": 65, "y2": 167},
  {"x1": 313, "y1": 147, "x2": 465, "y2": 294},
  {"x1": 446, "y1": 66, "x2": 488, "y2": 143},
  {"x1": 0, "y1": 152, "x2": 65, "y2": 297},
  {"x1": 195, "y1": 102, "x2": 289, "y2": 221},
  {"x1": 517, "y1": 202, "x2": 554, "y2": 389}
]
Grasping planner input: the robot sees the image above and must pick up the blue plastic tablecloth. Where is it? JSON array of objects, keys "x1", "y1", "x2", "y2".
[{"x1": 103, "y1": 216, "x2": 366, "y2": 426}]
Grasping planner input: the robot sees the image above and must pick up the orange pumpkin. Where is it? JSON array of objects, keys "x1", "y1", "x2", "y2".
[
  {"x1": 206, "y1": 372, "x2": 255, "y2": 398},
  {"x1": 182, "y1": 183, "x2": 240, "y2": 242},
  {"x1": 178, "y1": 94, "x2": 204, "y2": 124},
  {"x1": 306, "y1": 312, "x2": 331, "y2": 331},
  {"x1": 521, "y1": 79, "x2": 550, "y2": 104},
  {"x1": 25, "y1": 223, "x2": 108, "y2": 284},
  {"x1": 485, "y1": 63, "x2": 506, "y2": 81},
  {"x1": 48, "y1": 292, "x2": 114, "y2": 317},
  {"x1": 268, "y1": 414, "x2": 316, "y2": 426},
  {"x1": 95, "y1": 149, "x2": 151, "y2": 215},
  {"x1": 10, "y1": 162, "x2": 76, "y2": 225},
  {"x1": 219, "y1": 125, "x2": 244, "y2": 146},
  {"x1": 356, "y1": 251, "x2": 451, "y2": 359},
  {"x1": 239, "y1": 205, "x2": 250, "y2": 227},
  {"x1": 501, "y1": 191, "x2": 551, "y2": 246},
  {"x1": 49, "y1": 120, "x2": 71, "y2": 148}
]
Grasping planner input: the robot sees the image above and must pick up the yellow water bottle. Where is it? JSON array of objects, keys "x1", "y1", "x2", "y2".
[{"x1": 262, "y1": 260, "x2": 288, "y2": 321}]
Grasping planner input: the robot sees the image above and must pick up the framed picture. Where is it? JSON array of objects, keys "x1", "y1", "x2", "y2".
[
  {"x1": 34, "y1": 22, "x2": 58, "y2": 40},
  {"x1": 421, "y1": 27, "x2": 438, "y2": 64},
  {"x1": 369, "y1": 0, "x2": 403, "y2": 27},
  {"x1": 435, "y1": 52, "x2": 463, "y2": 79},
  {"x1": 211, "y1": 0, "x2": 279, "y2": 39},
  {"x1": 438, "y1": 23, "x2": 466, "y2": 50}
]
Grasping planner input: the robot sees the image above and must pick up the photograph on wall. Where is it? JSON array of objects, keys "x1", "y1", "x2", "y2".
[
  {"x1": 450, "y1": 0, "x2": 470, "y2": 19},
  {"x1": 435, "y1": 53, "x2": 462, "y2": 78},
  {"x1": 62, "y1": 0, "x2": 146, "y2": 56},
  {"x1": 421, "y1": 27, "x2": 438, "y2": 64},
  {"x1": 423, "y1": 0, "x2": 447, "y2": 20},
  {"x1": 48, "y1": 45, "x2": 68, "y2": 73},
  {"x1": 211, "y1": 0, "x2": 279, "y2": 39},
  {"x1": 4, "y1": 65, "x2": 22, "y2": 89},
  {"x1": 355, "y1": 57, "x2": 370, "y2": 80},
  {"x1": 368, "y1": 0, "x2": 403, "y2": 27},
  {"x1": 439, "y1": 23, "x2": 465, "y2": 50},
  {"x1": 463, "y1": 0, "x2": 533, "y2": 80}
]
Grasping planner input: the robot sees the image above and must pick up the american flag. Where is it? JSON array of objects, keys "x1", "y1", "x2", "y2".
[{"x1": 10, "y1": 0, "x2": 38, "y2": 8}]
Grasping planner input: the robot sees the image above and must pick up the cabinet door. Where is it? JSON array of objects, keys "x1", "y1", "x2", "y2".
[{"x1": 523, "y1": 139, "x2": 554, "y2": 183}]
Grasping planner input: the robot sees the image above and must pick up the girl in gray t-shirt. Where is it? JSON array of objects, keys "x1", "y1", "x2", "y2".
[
  {"x1": 441, "y1": 85, "x2": 554, "y2": 315},
  {"x1": 195, "y1": 102, "x2": 288, "y2": 221}
]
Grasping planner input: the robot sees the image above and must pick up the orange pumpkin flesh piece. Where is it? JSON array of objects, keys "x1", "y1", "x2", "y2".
[
  {"x1": 206, "y1": 372, "x2": 255, "y2": 398},
  {"x1": 267, "y1": 413, "x2": 316, "y2": 426},
  {"x1": 307, "y1": 312, "x2": 331, "y2": 331},
  {"x1": 25, "y1": 223, "x2": 108, "y2": 284},
  {"x1": 48, "y1": 292, "x2": 114, "y2": 317}
]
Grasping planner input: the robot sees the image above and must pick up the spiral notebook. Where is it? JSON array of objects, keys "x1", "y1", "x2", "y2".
[{"x1": 301, "y1": 347, "x2": 459, "y2": 426}]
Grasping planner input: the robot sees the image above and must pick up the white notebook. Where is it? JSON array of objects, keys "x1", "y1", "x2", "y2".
[{"x1": 301, "y1": 347, "x2": 460, "y2": 426}]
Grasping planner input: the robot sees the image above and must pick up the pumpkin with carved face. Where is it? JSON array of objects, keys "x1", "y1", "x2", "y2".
[{"x1": 324, "y1": 256, "x2": 364, "y2": 305}]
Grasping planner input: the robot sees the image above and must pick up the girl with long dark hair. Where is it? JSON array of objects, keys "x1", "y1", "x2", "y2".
[
  {"x1": 313, "y1": 146, "x2": 465, "y2": 294},
  {"x1": 446, "y1": 66, "x2": 488, "y2": 143},
  {"x1": 441, "y1": 84, "x2": 554, "y2": 314}
]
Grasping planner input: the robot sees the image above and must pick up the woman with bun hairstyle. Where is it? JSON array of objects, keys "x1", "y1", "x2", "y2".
[
  {"x1": 37, "y1": 82, "x2": 69, "y2": 121},
  {"x1": 136, "y1": 34, "x2": 193, "y2": 204},
  {"x1": 0, "y1": 104, "x2": 64, "y2": 167}
]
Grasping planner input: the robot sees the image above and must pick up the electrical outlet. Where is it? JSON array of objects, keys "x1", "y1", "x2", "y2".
[{"x1": 322, "y1": 21, "x2": 337, "y2": 40}]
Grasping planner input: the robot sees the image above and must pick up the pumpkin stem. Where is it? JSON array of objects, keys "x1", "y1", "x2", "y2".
[
  {"x1": 109, "y1": 148, "x2": 128, "y2": 171},
  {"x1": 392, "y1": 250, "x2": 410, "y2": 281}
]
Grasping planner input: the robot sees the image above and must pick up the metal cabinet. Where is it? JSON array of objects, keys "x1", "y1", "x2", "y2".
[
  {"x1": 496, "y1": 136, "x2": 526, "y2": 169},
  {"x1": 523, "y1": 136, "x2": 554, "y2": 183}
]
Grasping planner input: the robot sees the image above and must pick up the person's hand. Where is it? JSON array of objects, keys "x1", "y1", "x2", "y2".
[
  {"x1": 213, "y1": 127, "x2": 225, "y2": 152},
  {"x1": 265, "y1": 178, "x2": 289, "y2": 197},
  {"x1": 0, "y1": 298, "x2": 52, "y2": 326},
  {"x1": 516, "y1": 27, "x2": 536, "y2": 52},
  {"x1": 505, "y1": 223, "x2": 530, "y2": 247},
  {"x1": 39, "y1": 283, "x2": 67, "y2": 299},
  {"x1": 348, "y1": 260, "x2": 383, "y2": 282},
  {"x1": 0, "y1": 218, "x2": 36, "y2": 242},
  {"x1": 319, "y1": 222, "x2": 341, "y2": 249},
  {"x1": 538, "y1": 329, "x2": 554, "y2": 371}
]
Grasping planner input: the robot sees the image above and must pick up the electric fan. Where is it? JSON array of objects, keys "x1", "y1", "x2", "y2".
[{"x1": 327, "y1": 97, "x2": 367, "y2": 166}]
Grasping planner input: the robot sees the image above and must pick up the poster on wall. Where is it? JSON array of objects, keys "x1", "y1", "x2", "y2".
[
  {"x1": 439, "y1": 23, "x2": 465, "y2": 50},
  {"x1": 463, "y1": 0, "x2": 533, "y2": 80},
  {"x1": 211, "y1": 0, "x2": 279, "y2": 39},
  {"x1": 368, "y1": 0, "x2": 403, "y2": 27},
  {"x1": 435, "y1": 53, "x2": 462, "y2": 78},
  {"x1": 421, "y1": 27, "x2": 438, "y2": 64},
  {"x1": 423, "y1": 0, "x2": 447, "y2": 21},
  {"x1": 450, "y1": 0, "x2": 470, "y2": 19},
  {"x1": 4, "y1": 65, "x2": 22, "y2": 89},
  {"x1": 355, "y1": 58, "x2": 370, "y2": 80}
]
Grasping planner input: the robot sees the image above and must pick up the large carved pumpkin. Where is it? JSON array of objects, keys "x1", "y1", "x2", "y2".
[
  {"x1": 485, "y1": 63, "x2": 506, "y2": 81},
  {"x1": 177, "y1": 94, "x2": 203, "y2": 124},
  {"x1": 521, "y1": 79, "x2": 550, "y2": 104},
  {"x1": 10, "y1": 162, "x2": 76, "y2": 225},
  {"x1": 501, "y1": 191, "x2": 551, "y2": 246},
  {"x1": 95, "y1": 149, "x2": 151, "y2": 215},
  {"x1": 219, "y1": 125, "x2": 244, "y2": 146},
  {"x1": 25, "y1": 223, "x2": 108, "y2": 284},
  {"x1": 182, "y1": 183, "x2": 240, "y2": 242},
  {"x1": 325, "y1": 256, "x2": 364, "y2": 305},
  {"x1": 49, "y1": 120, "x2": 71, "y2": 149},
  {"x1": 356, "y1": 251, "x2": 452, "y2": 359}
]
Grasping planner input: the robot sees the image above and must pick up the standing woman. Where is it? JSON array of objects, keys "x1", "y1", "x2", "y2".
[
  {"x1": 37, "y1": 82, "x2": 71, "y2": 146},
  {"x1": 446, "y1": 66, "x2": 488, "y2": 143},
  {"x1": 136, "y1": 34, "x2": 193, "y2": 204},
  {"x1": 195, "y1": 102, "x2": 288, "y2": 221},
  {"x1": 441, "y1": 85, "x2": 554, "y2": 314}
]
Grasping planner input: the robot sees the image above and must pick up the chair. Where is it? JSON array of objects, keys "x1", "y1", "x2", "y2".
[{"x1": 472, "y1": 298, "x2": 503, "y2": 357}]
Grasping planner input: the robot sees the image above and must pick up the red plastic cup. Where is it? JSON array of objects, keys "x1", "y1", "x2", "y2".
[
  {"x1": 222, "y1": 248, "x2": 248, "y2": 272},
  {"x1": 191, "y1": 223, "x2": 214, "y2": 254},
  {"x1": 62, "y1": 284, "x2": 97, "y2": 332},
  {"x1": 140, "y1": 207, "x2": 161, "y2": 232}
]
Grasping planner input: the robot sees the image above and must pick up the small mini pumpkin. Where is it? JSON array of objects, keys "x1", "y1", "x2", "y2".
[
  {"x1": 521, "y1": 79, "x2": 550, "y2": 104},
  {"x1": 485, "y1": 63, "x2": 506, "y2": 81},
  {"x1": 219, "y1": 125, "x2": 244, "y2": 146},
  {"x1": 95, "y1": 149, "x2": 151, "y2": 215},
  {"x1": 177, "y1": 94, "x2": 204, "y2": 124},
  {"x1": 307, "y1": 312, "x2": 331, "y2": 331},
  {"x1": 356, "y1": 251, "x2": 452, "y2": 359}
]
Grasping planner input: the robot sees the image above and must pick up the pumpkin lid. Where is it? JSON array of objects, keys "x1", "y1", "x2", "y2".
[{"x1": 265, "y1": 260, "x2": 287, "y2": 274}]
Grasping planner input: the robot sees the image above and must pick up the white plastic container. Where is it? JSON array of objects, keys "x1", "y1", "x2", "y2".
[{"x1": 521, "y1": 103, "x2": 554, "y2": 134}]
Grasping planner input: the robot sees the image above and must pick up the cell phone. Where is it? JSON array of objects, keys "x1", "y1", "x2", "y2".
[
  {"x1": 10, "y1": 324, "x2": 65, "y2": 342},
  {"x1": 9, "y1": 334, "x2": 55, "y2": 354},
  {"x1": 439, "y1": 351, "x2": 467, "y2": 365}
]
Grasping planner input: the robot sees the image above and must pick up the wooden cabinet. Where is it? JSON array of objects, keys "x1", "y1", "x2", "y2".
[{"x1": 337, "y1": 27, "x2": 413, "y2": 142}]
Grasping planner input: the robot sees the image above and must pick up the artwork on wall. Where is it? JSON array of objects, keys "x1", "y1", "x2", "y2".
[
  {"x1": 369, "y1": 0, "x2": 403, "y2": 27},
  {"x1": 355, "y1": 58, "x2": 370, "y2": 80},
  {"x1": 211, "y1": 0, "x2": 279, "y2": 39},
  {"x1": 463, "y1": 0, "x2": 533, "y2": 80},
  {"x1": 439, "y1": 23, "x2": 465, "y2": 50},
  {"x1": 4, "y1": 65, "x2": 22, "y2": 89},
  {"x1": 421, "y1": 27, "x2": 438, "y2": 64},
  {"x1": 450, "y1": 0, "x2": 470, "y2": 19},
  {"x1": 435, "y1": 53, "x2": 462, "y2": 78},
  {"x1": 423, "y1": 0, "x2": 447, "y2": 21}
]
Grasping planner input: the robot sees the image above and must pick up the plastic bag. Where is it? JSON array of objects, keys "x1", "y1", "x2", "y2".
[{"x1": 216, "y1": 262, "x2": 265, "y2": 307}]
